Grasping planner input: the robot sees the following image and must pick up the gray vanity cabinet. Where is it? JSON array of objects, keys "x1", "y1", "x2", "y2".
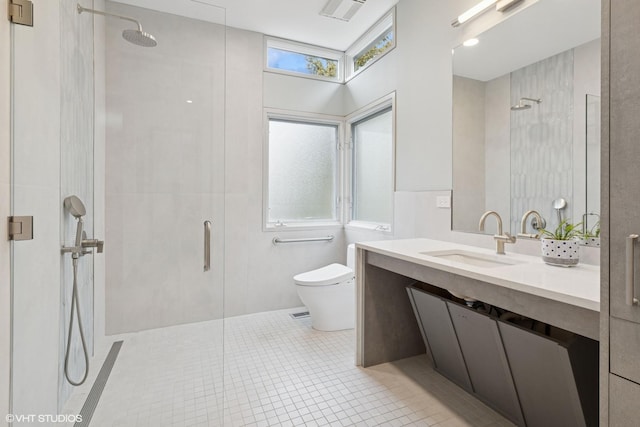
[
  {"x1": 406, "y1": 286, "x2": 473, "y2": 392},
  {"x1": 605, "y1": 0, "x2": 640, "y2": 423},
  {"x1": 609, "y1": 374, "x2": 640, "y2": 426},
  {"x1": 446, "y1": 303, "x2": 525, "y2": 425}
]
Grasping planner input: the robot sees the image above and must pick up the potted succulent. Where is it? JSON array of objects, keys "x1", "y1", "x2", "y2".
[
  {"x1": 580, "y1": 221, "x2": 601, "y2": 247},
  {"x1": 540, "y1": 219, "x2": 583, "y2": 267}
]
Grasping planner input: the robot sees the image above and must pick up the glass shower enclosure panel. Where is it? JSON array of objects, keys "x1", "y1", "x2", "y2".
[
  {"x1": 10, "y1": 1, "x2": 226, "y2": 422},
  {"x1": 103, "y1": 1, "x2": 227, "y2": 423}
]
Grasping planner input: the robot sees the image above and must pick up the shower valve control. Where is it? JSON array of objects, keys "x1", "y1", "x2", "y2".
[{"x1": 81, "y1": 238, "x2": 105, "y2": 253}]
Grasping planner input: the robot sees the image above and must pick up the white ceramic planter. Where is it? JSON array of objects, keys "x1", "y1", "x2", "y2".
[
  {"x1": 541, "y1": 238, "x2": 580, "y2": 267},
  {"x1": 579, "y1": 237, "x2": 601, "y2": 247}
]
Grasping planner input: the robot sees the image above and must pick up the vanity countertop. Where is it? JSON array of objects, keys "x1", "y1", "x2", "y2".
[{"x1": 356, "y1": 238, "x2": 600, "y2": 313}]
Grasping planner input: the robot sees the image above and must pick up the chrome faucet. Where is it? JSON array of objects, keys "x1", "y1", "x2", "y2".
[
  {"x1": 479, "y1": 210, "x2": 516, "y2": 255},
  {"x1": 518, "y1": 210, "x2": 546, "y2": 239}
]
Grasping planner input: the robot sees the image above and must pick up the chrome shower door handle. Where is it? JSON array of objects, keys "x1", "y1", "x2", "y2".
[
  {"x1": 626, "y1": 234, "x2": 639, "y2": 306},
  {"x1": 204, "y1": 220, "x2": 211, "y2": 272}
]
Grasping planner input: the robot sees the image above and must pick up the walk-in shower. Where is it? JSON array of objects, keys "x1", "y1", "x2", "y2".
[
  {"x1": 77, "y1": 3, "x2": 157, "y2": 47},
  {"x1": 511, "y1": 97, "x2": 542, "y2": 111}
]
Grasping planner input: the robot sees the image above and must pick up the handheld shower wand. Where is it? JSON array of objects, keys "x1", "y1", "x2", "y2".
[{"x1": 61, "y1": 195, "x2": 104, "y2": 386}]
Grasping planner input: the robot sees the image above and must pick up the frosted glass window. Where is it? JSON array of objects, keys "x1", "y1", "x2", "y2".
[
  {"x1": 352, "y1": 107, "x2": 393, "y2": 224},
  {"x1": 268, "y1": 119, "x2": 338, "y2": 223}
]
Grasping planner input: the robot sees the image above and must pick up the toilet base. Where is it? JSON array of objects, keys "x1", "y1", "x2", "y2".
[{"x1": 296, "y1": 279, "x2": 355, "y2": 332}]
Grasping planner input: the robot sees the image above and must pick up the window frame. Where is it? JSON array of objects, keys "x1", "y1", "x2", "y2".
[
  {"x1": 264, "y1": 37, "x2": 344, "y2": 83},
  {"x1": 345, "y1": 8, "x2": 396, "y2": 81},
  {"x1": 344, "y1": 93, "x2": 396, "y2": 232},
  {"x1": 263, "y1": 109, "x2": 345, "y2": 231}
]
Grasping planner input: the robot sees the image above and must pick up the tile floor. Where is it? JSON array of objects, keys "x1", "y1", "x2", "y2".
[{"x1": 63, "y1": 308, "x2": 514, "y2": 427}]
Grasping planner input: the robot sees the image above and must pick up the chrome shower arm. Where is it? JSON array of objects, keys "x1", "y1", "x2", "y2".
[{"x1": 77, "y1": 4, "x2": 143, "y2": 32}]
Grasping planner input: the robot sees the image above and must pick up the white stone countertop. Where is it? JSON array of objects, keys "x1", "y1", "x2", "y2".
[{"x1": 356, "y1": 238, "x2": 600, "y2": 313}]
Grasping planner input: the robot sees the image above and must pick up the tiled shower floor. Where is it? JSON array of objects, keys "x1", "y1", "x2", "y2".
[{"x1": 63, "y1": 308, "x2": 513, "y2": 427}]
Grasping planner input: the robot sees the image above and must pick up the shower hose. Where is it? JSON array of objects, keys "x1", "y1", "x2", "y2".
[{"x1": 64, "y1": 257, "x2": 89, "y2": 386}]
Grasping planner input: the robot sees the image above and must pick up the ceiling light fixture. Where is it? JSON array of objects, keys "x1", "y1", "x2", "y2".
[
  {"x1": 463, "y1": 38, "x2": 479, "y2": 47},
  {"x1": 320, "y1": 0, "x2": 366, "y2": 22},
  {"x1": 451, "y1": 0, "x2": 524, "y2": 27}
]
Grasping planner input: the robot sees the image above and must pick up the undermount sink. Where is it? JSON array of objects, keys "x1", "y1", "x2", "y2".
[
  {"x1": 420, "y1": 249, "x2": 527, "y2": 269},
  {"x1": 420, "y1": 249, "x2": 528, "y2": 302}
]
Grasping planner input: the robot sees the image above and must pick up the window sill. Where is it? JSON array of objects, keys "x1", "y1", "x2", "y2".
[
  {"x1": 346, "y1": 221, "x2": 392, "y2": 234},
  {"x1": 264, "y1": 222, "x2": 343, "y2": 232}
]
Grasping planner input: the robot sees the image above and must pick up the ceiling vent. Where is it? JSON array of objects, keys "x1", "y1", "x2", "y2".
[{"x1": 320, "y1": 0, "x2": 366, "y2": 22}]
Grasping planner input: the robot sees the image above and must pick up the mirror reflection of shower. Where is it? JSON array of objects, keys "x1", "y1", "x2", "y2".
[
  {"x1": 511, "y1": 97, "x2": 542, "y2": 111},
  {"x1": 77, "y1": 3, "x2": 157, "y2": 47}
]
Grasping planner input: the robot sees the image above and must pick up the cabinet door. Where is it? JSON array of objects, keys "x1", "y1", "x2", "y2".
[
  {"x1": 610, "y1": 374, "x2": 640, "y2": 426},
  {"x1": 447, "y1": 303, "x2": 524, "y2": 425},
  {"x1": 408, "y1": 288, "x2": 472, "y2": 392},
  {"x1": 610, "y1": 0, "x2": 640, "y2": 325},
  {"x1": 498, "y1": 322, "x2": 587, "y2": 427}
]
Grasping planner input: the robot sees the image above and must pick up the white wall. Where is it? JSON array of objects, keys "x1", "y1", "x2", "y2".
[{"x1": 224, "y1": 28, "x2": 347, "y2": 317}]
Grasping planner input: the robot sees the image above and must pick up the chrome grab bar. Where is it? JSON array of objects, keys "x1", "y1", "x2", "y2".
[
  {"x1": 272, "y1": 235, "x2": 334, "y2": 245},
  {"x1": 626, "y1": 234, "x2": 639, "y2": 306},
  {"x1": 204, "y1": 220, "x2": 211, "y2": 272}
]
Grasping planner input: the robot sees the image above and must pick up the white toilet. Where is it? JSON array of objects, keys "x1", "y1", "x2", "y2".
[{"x1": 293, "y1": 244, "x2": 356, "y2": 331}]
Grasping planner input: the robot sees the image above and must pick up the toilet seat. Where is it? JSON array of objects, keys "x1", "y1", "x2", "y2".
[{"x1": 294, "y1": 263, "x2": 353, "y2": 287}]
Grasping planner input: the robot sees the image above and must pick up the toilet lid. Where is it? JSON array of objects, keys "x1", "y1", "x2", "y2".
[{"x1": 294, "y1": 263, "x2": 354, "y2": 286}]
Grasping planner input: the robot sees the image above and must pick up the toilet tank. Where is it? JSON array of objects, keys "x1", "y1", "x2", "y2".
[{"x1": 347, "y1": 244, "x2": 356, "y2": 270}]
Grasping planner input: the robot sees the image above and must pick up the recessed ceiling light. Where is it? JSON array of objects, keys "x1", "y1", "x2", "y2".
[
  {"x1": 186, "y1": 100, "x2": 193, "y2": 104},
  {"x1": 463, "y1": 38, "x2": 479, "y2": 47}
]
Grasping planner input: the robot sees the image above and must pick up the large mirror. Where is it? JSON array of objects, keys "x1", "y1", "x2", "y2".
[{"x1": 451, "y1": 0, "x2": 601, "y2": 237}]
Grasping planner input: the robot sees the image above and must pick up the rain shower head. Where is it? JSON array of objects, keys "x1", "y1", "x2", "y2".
[
  {"x1": 122, "y1": 29, "x2": 157, "y2": 47},
  {"x1": 77, "y1": 4, "x2": 157, "y2": 47},
  {"x1": 511, "y1": 103, "x2": 531, "y2": 111},
  {"x1": 511, "y1": 97, "x2": 542, "y2": 111}
]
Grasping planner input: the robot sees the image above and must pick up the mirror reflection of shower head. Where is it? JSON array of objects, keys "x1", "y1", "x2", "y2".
[
  {"x1": 64, "y1": 195, "x2": 86, "y2": 219},
  {"x1": 77, "y1": 4, "x2": 157, "y2": 47},
  {"x1": 511, "y1": 97, "x2": 542, "y2": 111}
]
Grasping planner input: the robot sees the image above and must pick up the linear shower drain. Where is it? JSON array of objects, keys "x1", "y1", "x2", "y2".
[
  {"x1": 289, "y1": 311, "x2": 310, "y2": 319},
  {"x1": 74, "y1": 340, "x2": 123, "y2": 427}
]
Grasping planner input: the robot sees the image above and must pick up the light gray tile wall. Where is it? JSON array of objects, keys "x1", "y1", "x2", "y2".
[
  {"x1": 484, "y1": 74, "x2": 511, "y2": 230},
  {"x1": 59, "y1": 0, "x2": 95, "y2": 408},
  {"x1": 93, "y1": 0, "x2": 107, "y2": 353},
  {"x1": 104, "y1": 3, "x2": 226, "y2": 333},
  {"x1": 452, "y1": 76, "x2": 486, "y2": 232},
  {"x1": 573, "y1": 39, "x2": 601, "y2": 226},
  {"x1": 510, "y1": 50, "x2": 574, "y2": 233}
]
